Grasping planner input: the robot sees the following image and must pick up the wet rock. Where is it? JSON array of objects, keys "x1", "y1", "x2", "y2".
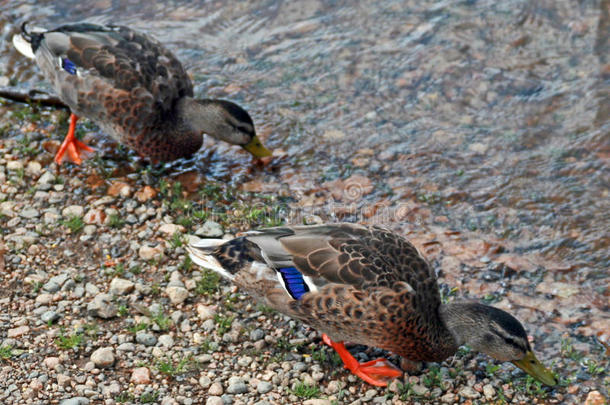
[
  {"x1": 43, "y1": 273, "x2": 69, "y2": 293},
  {"x1": 90, "y1": 347, "x2": 114, "y2": 368},
  {"x1": 83, "y1": 208, "x2": 105, "y2": 225},
  {"x1": 196, "y1": 304, "x2": 217, "y2": 321},
  {"x1": 139, "y1": 244, "x2": 164, "y2": 261},
  {"x1": 441, "y1": 392, "x2": 457, "y2": 403},
  {"x1": 8, "y1": 325, "x2": 29, "y2": 338},
  {"x1": 459, "y1": 386, "x2": 480, "y2": 399},
  {"x1": 117, "y1": 342, "x2": 136, "y2": 352},
  {"x1": 25, "y1": 161, "x2": 42, "y2": 176},
  {"x1": 250, "y1": 328, "x2": 265, "y2": 341},
  {"x1": 6, "y1": 160, "x2": 23, "y2": 171},
  {"x1": 237, "y1": 356, "x2": 252, "y2": 367},
  {"x1": 37, "y1": 171, "x2": 55, "y2": 186},
  {"x1": 135, "y1": 185, "x2": 157, "y2": 202},
  {"x1": 323, "y1": 129, "x2": 346, "y2": 140},
  {"x1": 483, "y1": 384, "x2": 496, "y2": 399},
  {"x1": 56, "y1": 374, "x2": 71, "y2": 387},
  {"x1": 206, "y1": 397, "x2": 223, "y2": 405},
  {"x1": 585, "y1": 391, "x2": 605, "y2": 405},
  {"x1": 19, "y1": 207, "x2": 39, "y2": 219},
  {"x1": 41, "y1": 310, "x2": 60, "y2": 324},
  {"x1": 257, "y1": 381, "x2": 273, "y2": 394},
  {"x1": 62, "y1": 205, "x2": 84, "y2": 217},
  {"x1": 109, "y1": 278, "x2": 135, "y2": 295},
  {"x1": 303, "y1": 400, "x2": 331, "y2": 405},
  {"x1": 208, "y1": 382, "x2": 223, "y2": 395},
  {"x1": 195, "y1": 220, "x2": 223, "y2": 237},
  {"x1": 59, "y1": 398, "x2": 90, "y2": 405},
  {"x1": 158, "y1": 334, "x2": 174, "y2": 348},
  {"x1": 159, "y1": 223, "x2": 185, "y2": 236},
  {"x1": 44, "y1": 357, "x2": 60, "y2": 368},
  {"x1": 131, "y1": 367, "x2": 151, "y2": 384},
  {"x1": 226, "y1": 382, "x2": 248, "y2": 394},
  {"x1": 166, "y1": 285, "x2": 189, "y2": 305},
  {"x1": 108, "y1": 181, "x2": 132, "y2": 197},
  {"x1": 136, "y1": 331, "x2": 157, "y2": 346},
  {"x1": 87, "y1": 293, "x2": 117, "y2": 319}
]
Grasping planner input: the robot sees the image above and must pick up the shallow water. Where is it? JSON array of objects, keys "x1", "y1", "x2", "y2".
[{"x1": 0, "y1": 0, "x2": 607, "y2": 293}]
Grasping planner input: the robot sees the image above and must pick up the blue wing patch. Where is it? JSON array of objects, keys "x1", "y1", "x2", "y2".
[
  {"x1": 61, "y1": 58, "x2": 77, "y2": 75},
  {"x1": 279, "y1": 267, "x2": 310, "y2": 300}
]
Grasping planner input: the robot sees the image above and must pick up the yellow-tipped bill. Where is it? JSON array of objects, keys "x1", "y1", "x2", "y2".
[
  {"x1": 512, "y1": 350, "x2": 557, "y2": 386},
  {"x1": 242, "y1": 135, "x2": 272, "y2": 157}
]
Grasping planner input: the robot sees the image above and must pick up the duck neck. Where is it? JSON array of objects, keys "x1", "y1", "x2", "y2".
[
  {"x1": 177, "y1": 98, "x2": 227, "y2": 141},
  {"x1": 438, "y1": 301, "x2": 486, "y2": 347}
]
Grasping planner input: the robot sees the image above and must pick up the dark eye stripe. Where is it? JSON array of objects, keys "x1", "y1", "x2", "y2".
[{"x1": 491, "y1": 327, "x2": 527, "y2": 352}]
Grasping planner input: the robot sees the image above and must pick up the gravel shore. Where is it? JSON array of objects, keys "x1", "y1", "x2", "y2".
[{"x1": 1, "y1": 107, "x2": 608, "y2": 404}]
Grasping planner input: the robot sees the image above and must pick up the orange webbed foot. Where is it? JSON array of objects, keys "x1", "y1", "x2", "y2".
[
  {"x1": 54, "y1": 114, "x2": 95, "y2": 165},
  {"x1": 352, "y1": 358, "x2": 403, "y2": 387},
  {"x1": 321, "y1": 333, "x2": 403, "y2": 387}
]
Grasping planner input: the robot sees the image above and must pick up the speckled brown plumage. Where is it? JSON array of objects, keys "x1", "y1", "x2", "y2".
[
  {"x1": 192, "y1": 223, "x2": 458, "y2": 361},
  {"x1": 188, "y1": 223, "x2": 558, "y2": 387},
  {"x1": 13, "y1": 23, "x2": 270, "y2": 163}
]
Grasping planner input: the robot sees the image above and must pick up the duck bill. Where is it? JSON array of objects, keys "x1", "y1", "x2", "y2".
[
  {"x1": 242, "y1": 136, "x2": 272, "y2": 157},
  {"x1": 512, "y1": 351, "x2": 557, "y2": 386}
]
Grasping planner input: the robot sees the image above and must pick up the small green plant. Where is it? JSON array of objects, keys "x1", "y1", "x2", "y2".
[
  {"x1": 107, "y1": 213, "x2": 125, "y2": 229},
  {"x1": 139, "y1": 391, "x2": 159, "y2": 403},
  {"x1": 256, "y1": 304, "x2": 276, "y2": 315},
  {"x1": 0, "y1": 345, "x2": 13, "y2": 361},
  {"x1": 485, "y1": 362, "x2": 501, "y2": 376},
  {"x1": 214, "y1": 314, "x2": 235, "y2": 335},
  {"x1": 169, "y1": 231, "x2": 185, "y2": 248},
  {"x1": 118, "y1": 305, "x2": 128, "y2": 317},
  {"x1": 156, "y1": 356, "x2": 194, "y2": 377},
  {"x1": 159, "y1": 179, "x2": 170, "y2": 197},
  {"x1": 128, "y1": 322, "x2": 149, "y2": 334},
  {"x1": 30, "y1": 281, "x2": 43, "y2": 294},
  {"x1": 150, "y1": 283, "x2": 161, "y2": 296},
  {"x1": 396, "y1": 381, "x2": 415, "y2": 400},
  {"x1": 16, "y1": 136, "x2": 37, "y2": 157},
  {"x1": 309, "y1": 345, "x2": 341, "y2": 367},
  {"x1": 195, "y1": 269, "x2": 220, "y2": 295},
  {"x1": 107, "y1": 263, "x2": 125, "y2": 277},
  {"x1": 82, "y1": 323, "x2": 99, "y2": 337},
  {"x1": 152, "y1": 311, "x2": 172, "y2": 331},
  {"x1": 560, "y1": 337, "x2": 584, "y2": 362},
  {"x1": 519, "y1": 375, "x2": 548, "y2": 398},
  {"x1": 61, "y1": 215, "x2": 85, "y2": 233},
  {"x1": 175, "y1": 216, "x2": 193, "y2": 228},
  {"x1": 115, "y1": 392, "x2": 135, "y2": 403},
  {"x1": 291, "y1": 382, "x2": 321, "y2": 399},
  {"x1": 130, "y1": 265, "x2": 142, "y2": 275},
  {"x1": 178, "y1": 256, "x2": 192, "y2": 272},
  {"x1": 192, "y1": 209, "x2": 209, "y2": 222},
  {"x1": 422, "y1": 365, "x2": 442, "y2": 388},
  {"x1": 55, "y1": 329, "x2": 83, "y2": 350},
  {"x1": 582, "y1": 358, "x2": 605, "y2": 376},
  {"x1": 200, "y1": 338, "x2": 216, "y2": 353}
]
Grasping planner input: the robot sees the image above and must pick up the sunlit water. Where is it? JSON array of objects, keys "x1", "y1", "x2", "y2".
[{"x1": 0, "y1": 0, "x2": 607, "y2": 290}]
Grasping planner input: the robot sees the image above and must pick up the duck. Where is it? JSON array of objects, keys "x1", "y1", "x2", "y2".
[
  {"x1": 12, "y1": 22, "x2": 271, "y2": 165},
  {"x1": 187, "y1": 223, "x2": 557, "y2": 387}
]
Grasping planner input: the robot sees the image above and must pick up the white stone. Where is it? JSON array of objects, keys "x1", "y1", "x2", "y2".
[
  {"x1": 90, "y1": 347, "x2": 114, "y2": 368},
  {"x1": 109, "y1": 278, "x2": 135, "y2": 295}
]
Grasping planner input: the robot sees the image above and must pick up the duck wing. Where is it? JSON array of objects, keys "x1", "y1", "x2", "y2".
[{"x1": 244, "y1": 223, "x2": 439, "y2": 295}]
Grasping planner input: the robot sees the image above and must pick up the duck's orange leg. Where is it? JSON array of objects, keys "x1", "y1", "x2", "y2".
[
  {"x1": 55, "y1": 114, "x2": 94, "y2": 165},
  {"x1": 322, "y1": 333, "x2": 403, "y2": 387}
]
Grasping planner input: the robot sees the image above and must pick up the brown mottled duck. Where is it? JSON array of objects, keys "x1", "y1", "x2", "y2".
[
  {"x1": 12, "y1": 22, "x2": 271, "y2": 165},
  {"x1": 187, "y1": 223, "x2": 557, "y2": 387}
]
